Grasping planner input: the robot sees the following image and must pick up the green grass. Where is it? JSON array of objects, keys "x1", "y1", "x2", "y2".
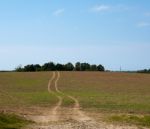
[
  {"x1": 61, "y1": 96, "x2": 75, "y2": 107},
  {"x1": 107, "y1": 114, "x2": 150, "y2": 127},
  {"x1": 63, "y1": 91, "x2": 150, "y2": 113},
  {"x1": 59, "y1": 72, "x2": 150, "y2": 114},
  {"x1": 51, "y1": 92, "x2": 75, "y2": 107},
  {"x1": 0, "y1": 113, "x2": 32, "y2": 129},
  {"x1": 0, "y1": 72, "x2": 58, "y2": 108}
]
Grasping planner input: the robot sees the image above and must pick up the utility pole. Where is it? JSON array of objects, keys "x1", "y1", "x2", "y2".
[{"x1": 120, "y1": 66, "x2": 122, "y2": 72}]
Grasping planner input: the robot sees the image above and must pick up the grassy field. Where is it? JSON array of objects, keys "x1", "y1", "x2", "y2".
[
  {"x1": 0, "y1": 72, "x2": 58, "y2": 108},
  {"x1": 58, "y1": 72, "x2": 150, "y2": 127},
  {"x1": 0, "y1": 113, "x2": 32, "y2": 129},
  {"x1": 59, "y1": 72, "x2": 150, "y2": 113},
  {"x1": 0, "y1": 71, "x2": 150, "y2": 127},
  {"x1": 58, "y1": 72, "x2": 150, "y2": 114}
]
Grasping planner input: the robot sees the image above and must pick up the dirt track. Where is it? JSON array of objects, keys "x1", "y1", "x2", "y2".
[
  {"x1": 52, "y1": 72, "x2": 92, "y2": 122},
  {"x1": 24, "y1": 72, "x2": 143, "y2": 129}
]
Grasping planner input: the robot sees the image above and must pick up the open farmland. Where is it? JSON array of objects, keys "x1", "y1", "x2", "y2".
[
  {"x1": 0, "y1": 72, "x2": 57, "y2": 109},
  {"x1": 59, "y1": 72, "x2": 150, "y2": 113},
  {"x1": 0, "y1": 71, "x2": 150, "y2": 129}
]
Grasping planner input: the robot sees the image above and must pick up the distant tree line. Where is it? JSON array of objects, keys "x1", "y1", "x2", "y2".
[
  {"x1": 137, "y1": 69, "x2": 150, "y2": 73},
  {"x1": 15, "y1": 62, "x2": 105, "y2": 72}
]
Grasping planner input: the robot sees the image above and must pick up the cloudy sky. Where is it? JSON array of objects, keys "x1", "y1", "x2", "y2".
[{"x1": 0, "y1": 0, "x2": 150, "y2": 70}]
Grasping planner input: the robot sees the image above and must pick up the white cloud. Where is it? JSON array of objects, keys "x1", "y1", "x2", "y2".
[
  {"x1": 91, "y1": 5, "x2": 110, "y2": 12},
  {"x1": 53, "y1": 9, "x2": 65, "y2": 16},
  {"x1": 90, "y1": 4, "x2": 130, "y2": 13},
  {"x1": 137, "y1": 22, "x2": 150, "y2": 27}
]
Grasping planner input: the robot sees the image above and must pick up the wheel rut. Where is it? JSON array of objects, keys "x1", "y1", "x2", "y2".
[
  {"x1": 48, "y1": 71, "x2": 62, "y2": 122},
  {"x1": 26, "y1": 72, "x2": 63, "y2": 123},
  {"x1": 27, "y1": 71, "x2": 92, "y2": 124},
  {"x1": 54, "y1": 71, "x2": 92, "y2": 122}
]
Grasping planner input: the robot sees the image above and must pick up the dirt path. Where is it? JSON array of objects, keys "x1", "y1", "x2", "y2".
[
  {"x1": 48, "y1": 72, "x2": 63, "y2": 121},
  {"x1": 47, "y1": 71, "x2": 56, "y2": 93},
  {"x1": 26, "y1": 71, "x2": 92, "y2": 125},
  {"x1": 54, "y1": 71, "x2": 92, "y2": 122},
  {"x1": 26, "y1": 72, "x2": 63, "y2": 123}
]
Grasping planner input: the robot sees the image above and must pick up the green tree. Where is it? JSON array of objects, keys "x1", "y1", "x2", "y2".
[
  {"x1": 90, "y1": 65, "x2": 97, "y2": 71},
  {"x1": 15, "y1": 65, "x2": 23, "y2": 72},
  {"x1": 56, "y1": 63, "x2": 65, "y2": 71},
  {"x1": 24, "y1": 64, "x2": 35, "y2": 72},
  {"x1": 33, "y1": 64, "x2": 41, "y2": 71},
  {"x1": 65, "y1": 62, "x2": 74, "y2": 71},
  {"x1": 42, "y1": 62, "x2": 55, "y2": 71},
  {"x1": 80, "y1": 63, "x2": 90, "y2": 71},
  {"x1": 75, "y1": 62, "x2": 81, "y2": 71},
  {"x1": 97, "y1": 64, "x2": 105, "y2": 71}
]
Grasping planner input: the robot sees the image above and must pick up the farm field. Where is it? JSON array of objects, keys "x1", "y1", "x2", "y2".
[
  {"x1": 0, "y1": 72, "x2": 57, "y2": 108},
  {"x1": 0, "y1": 71, "x2": 150, "y2": 129},
  {"x1": 59, "y1": 72, "x2": 150, "y2": 113}
]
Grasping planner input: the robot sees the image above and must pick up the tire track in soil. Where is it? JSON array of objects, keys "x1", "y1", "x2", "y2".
[
  {"x1": 48, "y1": 71, "x2": 63, "y2": 122},
  {"x1": 47, "y1": 71, "x2": 56, "y2": 93},
  {"x1": 26, "y1": 72, "x2": 63, "y2": 123},
  {"x1": 55, "y1": 71, "x2": 92, "y2": 122}
]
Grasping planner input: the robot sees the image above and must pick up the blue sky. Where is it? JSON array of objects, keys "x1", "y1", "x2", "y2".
[{"x1": 0, "y1": 0, "x2": 150, "y2": 70}]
